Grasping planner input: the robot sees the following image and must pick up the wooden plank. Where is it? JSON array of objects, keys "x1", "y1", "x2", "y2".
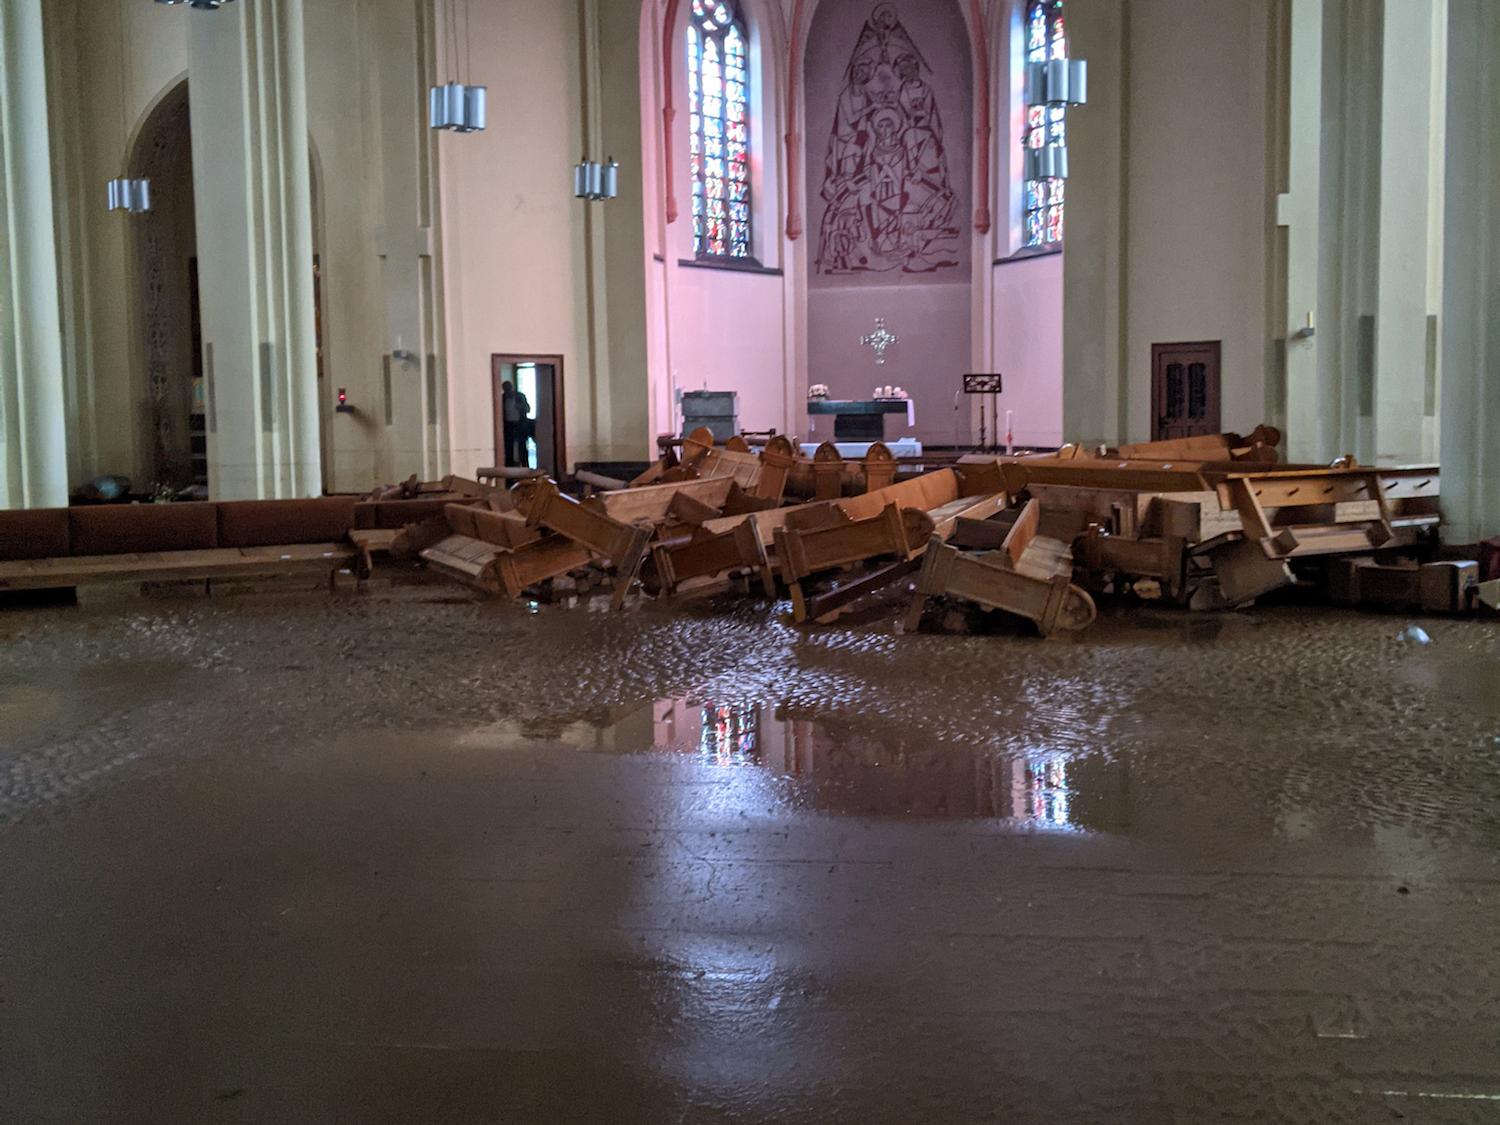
[
  {"x1": 805, "y1": 556, "x2": 921, "y2": 623},
  {"x1": 666, "y1": 490, "x2": 723, "y2": 527},
  {"x1": 998, "y1": 499, "x2": 1040, "y2": 569},
  {"x1": 1001, "y1": 461, "x2": 1211, "y2": 494},
  {"x1": 926, "y1": 492, "x2": 1007, "y2": 538},
  {"x1": 596, "y1": 476, "x2": 734, "y2": 524},
  {"x1": 1208, "y1": 538, "x2": 1294, "y2": 604}
]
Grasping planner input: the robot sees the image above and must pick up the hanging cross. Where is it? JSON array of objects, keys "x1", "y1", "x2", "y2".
[{"x1": 860, "y1": 317, "x2": 899, "y2": 366}]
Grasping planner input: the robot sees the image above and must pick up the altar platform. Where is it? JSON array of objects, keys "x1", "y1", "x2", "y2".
[
  {"x1": 798, "y1": 439, "x2": 923, "y2": 458},
  {"x1": 806, "y1": 398, "x2": 914, "y2": 442}
]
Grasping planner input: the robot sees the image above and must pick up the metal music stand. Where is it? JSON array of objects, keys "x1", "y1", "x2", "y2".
[{"x1": 963, "y1": 374, "x2": 1003, "y2": 452}]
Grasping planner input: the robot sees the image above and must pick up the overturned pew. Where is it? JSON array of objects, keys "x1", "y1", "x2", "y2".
[
  {"x1": 903, "y1": 500, "x2": 1097, "y2": 638},
  {"x1": 648, "y1": 518, "x2": 776, "y2": 599},
  {"x1": 516, "y1": 480, "x2": 652, "y2": 610},
  {"x1": 775, "y1": 503, "x2": 932, "y2": 622}
]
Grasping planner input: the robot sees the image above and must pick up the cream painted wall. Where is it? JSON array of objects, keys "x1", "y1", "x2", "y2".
[
  {"x1": 1065, "y1": 0, "x2": 1274, "y2": 446},
  {"x1": 991, "y1": 252, "x2": 1063, "y2": 448},
  {"x1": 437, "y1": 0, "x2": 595, "y2": 474},
  {"x1": 1122, "y1": 0, "x2": 1272, "y2": 442}
]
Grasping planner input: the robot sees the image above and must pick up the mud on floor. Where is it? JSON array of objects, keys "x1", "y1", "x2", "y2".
[{"x1": 3, "y1": 580, "x2": 1499, "y2": 849}]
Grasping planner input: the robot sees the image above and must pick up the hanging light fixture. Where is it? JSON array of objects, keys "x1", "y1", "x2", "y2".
[
  {"x1": 428, "y1": 0, "x2": 487, "y2": 133},
  {"x1": 154, "y1": 0, "x2": 240, "y2": 9},
  {"x1": 572, "y1": 156, "x2": 619, "y2": 203},
  {"x1": 107, "y1": 178, "x2": 153, "y2": 214},
  {"x1": 1022, "y1": 37, "x2": 1087, "y2": 183},
  {"x1": 105, "y1": 27, "x2": 151, "y2": 213}
]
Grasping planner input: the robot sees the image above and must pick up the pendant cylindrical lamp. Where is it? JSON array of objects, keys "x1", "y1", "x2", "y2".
[{"x1": 106, "y1": 177, "x2": 152, "y2": 214}]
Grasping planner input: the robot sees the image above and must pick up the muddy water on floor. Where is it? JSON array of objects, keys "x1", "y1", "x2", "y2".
[
  {"x1": 466, "y1": 698, "x2": 1121, "y2": 830},
  {"x1": 2, "y1": 585, "x2": 1499, "y2": 848}
]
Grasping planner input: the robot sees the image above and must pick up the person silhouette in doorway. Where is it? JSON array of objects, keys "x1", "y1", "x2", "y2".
[{"x1": 501, "y1": 380, "x2": 531, "y2": 468}]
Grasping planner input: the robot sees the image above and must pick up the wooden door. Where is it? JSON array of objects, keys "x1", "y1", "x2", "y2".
[{"x1": 1151, "y1": 341, "x2": 1221, "y2": 441}]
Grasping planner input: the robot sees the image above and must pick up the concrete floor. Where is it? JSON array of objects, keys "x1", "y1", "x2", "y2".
[{"x1": 2, "y1": 580, "x2": 1499, "y2": 1123}]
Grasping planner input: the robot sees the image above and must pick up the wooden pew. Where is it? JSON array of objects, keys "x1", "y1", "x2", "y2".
[
  {"x1": 903, "y1": 500, "x2": 1096, "y2": 638},
  {"x1": 649, "y1": 519, "x2": 775, "y2": 599},
  {"x1": 775, "y1": 503, "x2": 933, "y2": 622},
  {"x1": 516, "y1": 479, "x2": 652, "y2": 609}
]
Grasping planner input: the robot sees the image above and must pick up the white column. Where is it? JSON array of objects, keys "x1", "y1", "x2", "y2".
[
  {"x1": 1373, "y1": 0, "x2": 1438, "y2": 466},
  {"x1": 0, "y1": 0, "x2": 69, "y2": 509},
  {"x1": 1440, "y1": 0, "x2": 1500, "y2": 543},
  {"x1": 1280, "y1": 0, "x2": 1325, "y2": 464},
  {"x1": 1061, "y1": 0, "x2": 1127, "y2": 450},
  {"x1": 188, "y1": 0, "x2": 321, "y2": 499}
]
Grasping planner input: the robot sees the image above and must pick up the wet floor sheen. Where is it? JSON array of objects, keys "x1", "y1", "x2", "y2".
[{"x1": 2, "y1": 582, "x2": 1499, "y2": 1123}]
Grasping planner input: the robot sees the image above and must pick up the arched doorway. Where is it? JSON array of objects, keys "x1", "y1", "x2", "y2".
[
  {"x1": 126, "y1": 81, "x2": 331, "y2": 495},
  {"x1": 128, "y1": 79, "x2": 201, "y2": 493}
]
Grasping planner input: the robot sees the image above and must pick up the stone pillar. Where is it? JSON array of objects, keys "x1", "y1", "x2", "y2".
[
  {"x1": 188, "y1": 0, "x2": 321, "y2": 499},
  {"x1": 0, "y1": 0, "x2": 70, "y2": 509},
  {"x1": 1439, "y1": 0, "x2": 1500, "y2": 543}
]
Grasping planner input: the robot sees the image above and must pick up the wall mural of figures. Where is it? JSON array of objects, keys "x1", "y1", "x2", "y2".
[
  {"x1": 803, "y1": 0, "x2": 971, "y2": 440},
  {"x1": 815, "y1": 3, "x2": 961, "y2": 276}
]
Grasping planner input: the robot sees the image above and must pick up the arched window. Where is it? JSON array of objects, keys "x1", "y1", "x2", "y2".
[
  {"x1": 1023, "y1": 0, "x2": 1067, "y2": 247},
  {"x1": 688, "y1": 1, "x2": 751, "y2": 258}
]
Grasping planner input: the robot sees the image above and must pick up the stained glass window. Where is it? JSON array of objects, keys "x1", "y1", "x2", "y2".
[
  {"x1": 1023, "y1": 0, "x2": 1067, "y2": 247},
  {"x1": 689, "y1": 0, "x2": 751, "y2": 259}
]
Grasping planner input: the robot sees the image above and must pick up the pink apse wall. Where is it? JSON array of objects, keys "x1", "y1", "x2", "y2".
[{"x1": 803, "y1": 0, "x2": 973, "y2": 445}]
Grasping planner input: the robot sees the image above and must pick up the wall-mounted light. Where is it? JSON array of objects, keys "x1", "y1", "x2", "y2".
[
  {"x1": 336, "y1": 388, "x2": 355, "y2": 414},
  {"x1": 573, "y1": 156, "x2": 619, "y2": 202},
  {"x1": 106, "y1": 177, "x2": 152, "y2": 214}
]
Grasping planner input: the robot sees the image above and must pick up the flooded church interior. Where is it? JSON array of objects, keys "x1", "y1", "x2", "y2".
[{"x1": 3, "y1": 0, "x2": 1500, "y2": 1120}]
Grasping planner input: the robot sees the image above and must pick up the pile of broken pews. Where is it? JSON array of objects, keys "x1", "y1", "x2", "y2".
[{"x1": 387, "y1": 425, "x2": 1499, "y2": 637}]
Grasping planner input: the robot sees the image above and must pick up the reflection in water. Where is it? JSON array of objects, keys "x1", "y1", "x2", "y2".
[{"x1": 606, "y1": 698, "x2": 1125, "y2": 831}]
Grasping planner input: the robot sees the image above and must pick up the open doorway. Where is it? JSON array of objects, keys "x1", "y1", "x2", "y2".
[{"x1": 492, "y1": 355, "x2": 566, "y2": 478}]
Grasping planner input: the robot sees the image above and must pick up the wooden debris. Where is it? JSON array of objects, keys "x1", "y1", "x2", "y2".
[{"x1": 1328, "y1": 558, "x2": 1479, "y2": 614}]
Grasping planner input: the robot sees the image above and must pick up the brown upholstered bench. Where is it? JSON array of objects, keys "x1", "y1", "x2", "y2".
[{"x1": 0, "y1": 499, "x2": 364, "y2": 595}]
